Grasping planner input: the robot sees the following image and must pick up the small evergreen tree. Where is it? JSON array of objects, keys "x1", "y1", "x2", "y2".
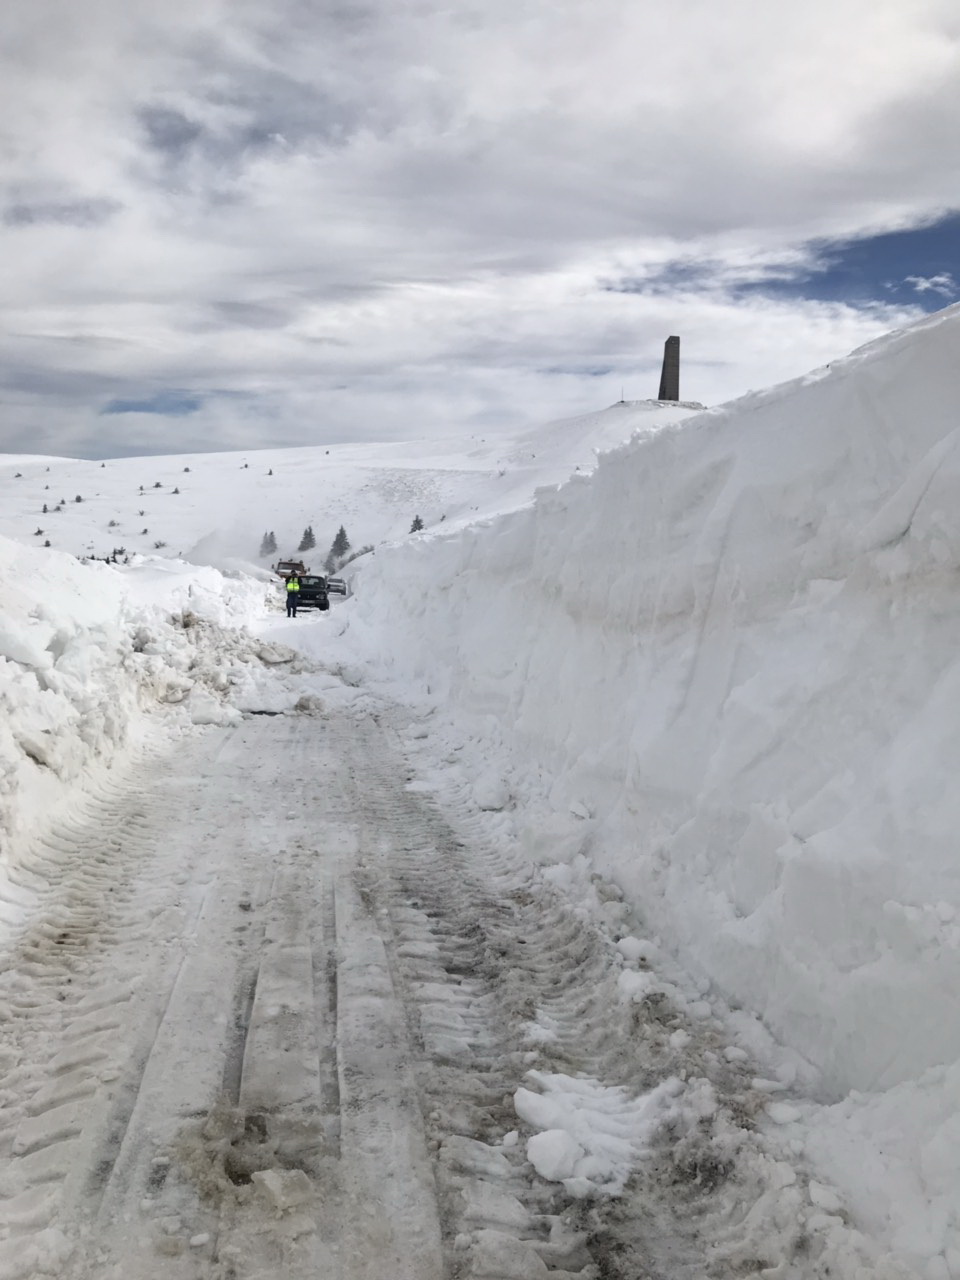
[
  {"x1": 259, "y1": 530, "x2": 277, "y2": 558},
  {"x1": 325, "y1": 525, "x2": 350, "y2": 572},
  {"x1": 74, "y1": 494, "x2": 83, "y2": 503},
  {"x1": 410, "y1": 514, "x2": 424, "y2": 533},
  {"x1": 331, "y1": 525, "x2": 350, "y2": 558},
  {"x1": 172, "y1": 486, "x2": 180, "y2": 494},
  {"x1": 298, "y1": 525, "x2": 316, "y2": 552}
]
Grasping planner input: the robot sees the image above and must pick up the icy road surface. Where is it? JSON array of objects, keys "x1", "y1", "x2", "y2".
[{"x1": 0, "y1": 701, "x2": 912, "y2": 1280}]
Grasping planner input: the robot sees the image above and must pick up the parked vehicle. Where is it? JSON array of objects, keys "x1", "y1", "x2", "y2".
[
  {"x1": 295, "y1": 574, "x2": 330, "y2": 611},
  {"x1": 326, "y1": 576, "x2": 347, "y2": 596}
]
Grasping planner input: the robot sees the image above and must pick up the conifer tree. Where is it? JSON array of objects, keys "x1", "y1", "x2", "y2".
[
  {"x1": 259, "y1": 531, "x2": 275, "y2": 557},
  {"x1": 325, "y1": 525, "x2": 350, "y2": 572},
  {"x1": 298, "y1": 525, "x2": 316, "y2": 552},
  {"x1": 331, "y1": 525, "x2": 350, "y2": 558},
  {"x1": 410, "y1": 514, "x2": 424, "y2": 533}
]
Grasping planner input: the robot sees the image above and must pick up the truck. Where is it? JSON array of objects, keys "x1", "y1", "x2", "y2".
[{"x1": 273, "y1": 559, "x2": 308, "y2": 580}]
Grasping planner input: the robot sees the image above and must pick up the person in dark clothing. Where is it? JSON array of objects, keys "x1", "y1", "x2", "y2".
[{"x1": 286, "y1": 573, "x2": 301, "y2": 617}]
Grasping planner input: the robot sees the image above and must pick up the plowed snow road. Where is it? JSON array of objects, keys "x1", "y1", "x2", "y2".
[{"x1": 0, "y1": 701, "x2": 915, "y2": 1280}]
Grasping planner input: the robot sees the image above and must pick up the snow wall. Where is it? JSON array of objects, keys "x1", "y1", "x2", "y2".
[{"x1": 347, "y1": 303, "x2": 960, "y2": 1099}]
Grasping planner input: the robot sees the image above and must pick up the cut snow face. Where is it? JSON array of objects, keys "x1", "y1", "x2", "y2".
[
  {"x1": 341, "y1": 301, "x2": 960, "y2": 1098},
  {"x1": 326, "y1": 301, "x2": 960, "y2": 1274}
]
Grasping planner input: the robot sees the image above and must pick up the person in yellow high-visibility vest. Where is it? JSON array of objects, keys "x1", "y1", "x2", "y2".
[{"x1": 285, "y1": 573, "x2": 301, "y2": 617}]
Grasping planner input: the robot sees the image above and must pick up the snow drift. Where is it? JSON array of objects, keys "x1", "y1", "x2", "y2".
[
  {"x1": 0, "y1": 541, "x2": 277, "y2": 909},
  {"x1": 345, "y1": 303, "x2": 960, "y2": 1102}
]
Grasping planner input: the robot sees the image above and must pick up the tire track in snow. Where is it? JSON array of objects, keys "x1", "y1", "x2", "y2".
[
  {"x1": 334, "y1": 852, "x2": 444, "y2": 1280},
  {"x1": 338, "y1": 710, "x2": 917, "y2": 1280},
  {"x1": 0, "y1": 699, "x2": 915, "y2": 1280},
  {"x1": 0, "y1": 733, "x2": 201, "y2": 1280},
  {"x1": 0, "y1": 715, "x2": 340, "y2": 1279},
  {"x1": 336, "y1": 718, "x2": 601, "y2": 1280}
]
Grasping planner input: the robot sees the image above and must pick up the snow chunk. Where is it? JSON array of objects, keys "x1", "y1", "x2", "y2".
[
  {"x1": 188, "y1": 690, "x2": 243, "y2": 727},
  {"x1": 809, "y1": 1180, "x2": 843, "y2": 1213},
  {"x1": 252, "y1": 1168, "x2": 314, "y2": 1214},
  {"x1": 515, "y1": 1070, "x2": 682, "y2": 1197},
  {"x1": 767, "y1": 1102, "x2": 802, "y2": 1125},
  {"x1": 616, "y1": 935, "x2": 658, "y2": 965},
  {"x1": 473, "y1": 770, "x2": 511, "y2": 811},
  {"x1": 526, "y1": 1129, "x2": 585, "y2": 1181},
  {"x1": 617, "y1": 968, "x2": 657, "y2": 1001}
]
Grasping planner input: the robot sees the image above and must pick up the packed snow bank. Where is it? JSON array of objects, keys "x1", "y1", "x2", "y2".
[
  {"x1": 0, "y1": 540, "x2": 281, "y2": 912},
  {"x1": 342, "y1": 305, "x2": 960, "y2": 1096}
]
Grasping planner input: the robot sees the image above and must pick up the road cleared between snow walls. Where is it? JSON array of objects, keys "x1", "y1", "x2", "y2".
[{"x1": 345, "y1": 302, "x2": 960, "y2": 1101}]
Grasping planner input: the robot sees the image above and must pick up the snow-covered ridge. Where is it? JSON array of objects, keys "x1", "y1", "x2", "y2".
[
  {"x1": 0, "y1": 402, "x2": 696, "y2": 567},
  {"x1": 344, "y1": 302, "x2": 960, "y2": 1102}
]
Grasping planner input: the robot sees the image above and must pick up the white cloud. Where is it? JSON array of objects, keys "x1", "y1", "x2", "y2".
[
  {"x1": 906, "y1": 272, "x2": 956, "y2": 297},
  {"x1": 0, "y1": 0, "x2": 956, "y2": 454}
]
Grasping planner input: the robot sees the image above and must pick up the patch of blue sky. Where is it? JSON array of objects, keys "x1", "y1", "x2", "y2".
[
  {"x1": 745, "y1": 215, "x2": 960, "y2": 312},
  {"x1": 606, "y1": 214, "x2": 959, "y2": 313}
]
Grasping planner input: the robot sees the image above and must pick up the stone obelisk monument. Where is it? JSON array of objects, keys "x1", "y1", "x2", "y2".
[{"x1": 658, "y1": 335, "x2": 680, "y2": 401}]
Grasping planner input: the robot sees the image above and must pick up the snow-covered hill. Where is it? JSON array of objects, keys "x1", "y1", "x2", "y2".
[{"x1": 0, "y1": 400, "x2": 696, "y2": 569}]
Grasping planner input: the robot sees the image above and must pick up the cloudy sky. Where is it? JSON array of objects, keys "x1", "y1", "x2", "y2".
[{"x1": 1, "y1": 0, "x2": 958, "y2": 458}]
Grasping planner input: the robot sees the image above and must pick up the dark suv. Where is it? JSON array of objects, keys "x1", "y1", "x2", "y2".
[{"x1": 295, "y1": 575, "x2": 330, "y2": 611}]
